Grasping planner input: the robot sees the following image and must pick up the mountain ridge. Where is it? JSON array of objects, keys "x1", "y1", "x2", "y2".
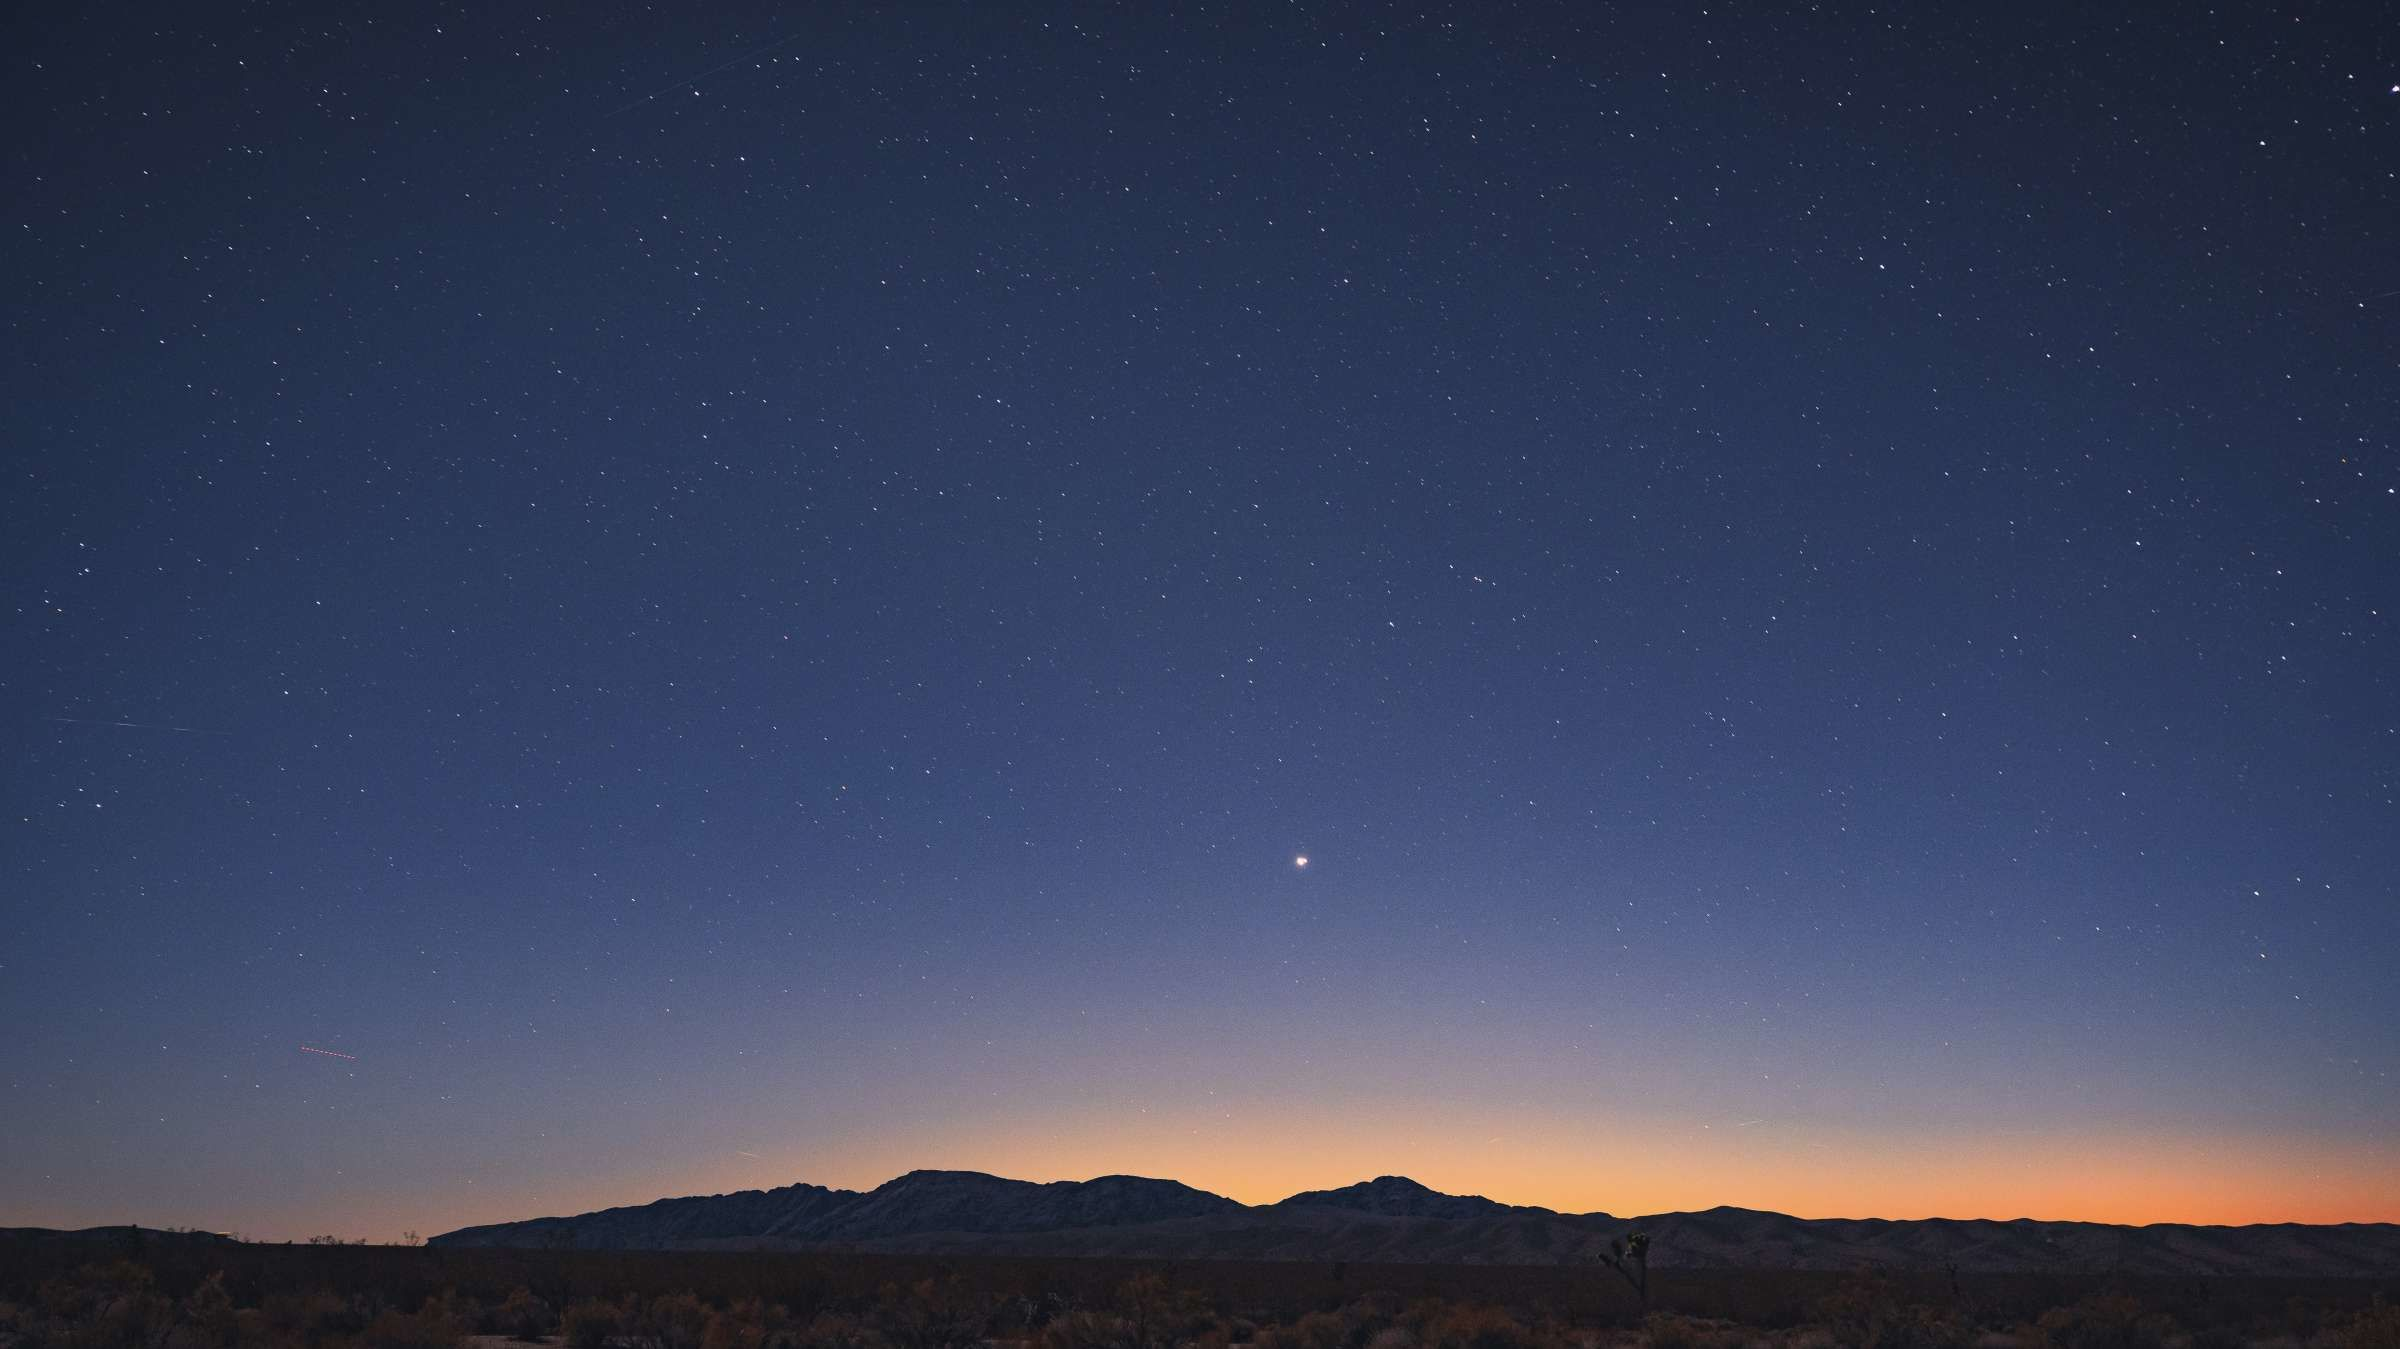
[
  {"x1": 426, "y1": 1170, "x2": 2400, "y2": 1278},
  {"x1": 1275, "y1": 1175, "x2": 1539, "y2": 1220}
]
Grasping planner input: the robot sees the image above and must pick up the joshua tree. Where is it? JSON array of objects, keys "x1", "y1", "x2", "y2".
[{"x1": 1599, "y1": 1230, "x2": 1651, "y2": 1310}]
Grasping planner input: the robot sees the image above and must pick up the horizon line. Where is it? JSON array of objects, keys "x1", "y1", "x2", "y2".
[{"x1": 439, "y1": 1165, "x2": 2400, "y2": 1234}]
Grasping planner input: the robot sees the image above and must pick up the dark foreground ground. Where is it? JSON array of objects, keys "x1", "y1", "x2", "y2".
[{"x1": 3, "y1": 1230, "x2": 2395, "y2": 1348}]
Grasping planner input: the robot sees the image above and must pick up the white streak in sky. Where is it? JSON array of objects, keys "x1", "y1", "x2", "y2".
[{"x1": 44, "y1": 715, "x2": 228, "y2": 735}]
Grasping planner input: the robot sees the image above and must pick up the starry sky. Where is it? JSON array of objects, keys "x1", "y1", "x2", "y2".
[{"x1": 5, "y1": 3, "x2": 2396, "y2": 1242}]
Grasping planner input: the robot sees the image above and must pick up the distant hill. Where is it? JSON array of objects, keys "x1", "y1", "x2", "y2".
[
  {"x1": 426, "y1": 1170, "x2": 2400, "y2": 1278},
  {"x1": 432, "y1": 1170, "x2": 1241, "y2": 1251},
  {"x1": 0, "y1": 1227, "x2": 238, "y2": 1246},
  {"x1": 1277, "y1": 1175, "x2": 1535, "y2": 1221}
]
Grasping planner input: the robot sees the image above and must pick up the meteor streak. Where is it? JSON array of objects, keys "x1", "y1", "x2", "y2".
[{"x1": 44, "y1": 715, "x2": 227, "y2": 735}]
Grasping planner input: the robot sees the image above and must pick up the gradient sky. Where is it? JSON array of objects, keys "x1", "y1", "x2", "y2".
[{"x1": 5, "y1": 3, "x2": 2396, "y2": 1242}]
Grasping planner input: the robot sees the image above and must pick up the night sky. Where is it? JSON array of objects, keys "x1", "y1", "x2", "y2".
[{"x1": 5, "y1": 4, "x2": 2396, "y2": 1242}]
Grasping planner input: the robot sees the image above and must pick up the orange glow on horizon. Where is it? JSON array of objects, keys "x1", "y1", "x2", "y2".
[
  {"x1": 607, "y1": 1103, "x2": 2400, "y2": 1234},
  {"x1": 222, "y1": 1101, "x2": 2400, "y2": 1242}
]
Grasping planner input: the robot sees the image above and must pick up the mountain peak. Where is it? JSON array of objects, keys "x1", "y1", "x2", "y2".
[
  {"x1": 1276, "y1": 1176, "x2": 1538, "y2": 1219},
  {"x1": 826, "y1": 1169, "x2": 1241, "y2": 1240},
  {"x1": 879, "y1": 1169, "x2": 1002, "y2": 1188}
]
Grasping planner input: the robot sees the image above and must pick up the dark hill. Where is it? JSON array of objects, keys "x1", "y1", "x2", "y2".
[
  {"x1": 814, "y1": 1169, "x2": 1242, "y2": 1240},
  {"x1": 433, "y1": 1170, "x2": 1241, "y2": 1253},
  {"x1": 433, "y1": 1181, "x2": 856, "y2": 1250},
  {"x1": 1277, "y1": 1175, "x2": 1538, "y2": 1220},
  {"x1": 0, "y1": 1227, "x2": 238, "y2": 1246},
  {"x1": 425, "y1": 1170, "x2": 2400, "y2": 1278}
]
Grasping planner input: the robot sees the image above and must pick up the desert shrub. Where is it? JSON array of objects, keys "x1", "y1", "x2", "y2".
[
  {"x1": 1810, "y1": 1275, "x2": 1895, "y2": 1342},
  {"x1": 418, "y1": 1290, "x2": 477, "y2": 1339},
  {"x1": 630, "y1": 1292, "x2": 710, "y2": 1349},
  {"x1": 789, "y1": 1311, "x2": 879, "y2": 1349},
  {"x1": 989, "y1": 1293, "x2": 1053, "y2": 1338},
  {"x1": 259, "y1": 1289, "x2": 371, "y2": 1349},
  {"x1": 1115, "y1": 1272, "x2": 1228, "y2": 1349},
  {"x1": 2343, "y1": 1298, "x2": 2400, "y2": 1349},
  {"x1": 1640, "y1": 1312, "x2": 1757, "y2": 1349},
  {"x1": 37, "y1": 1261, "x2": 178, "y2": 1349},
  {"x1": 1803, "y1": 1275, "x2": 1974, "y2": 1349},
  {"x1": 873, "y1": 1277, "x2": 990, "y2": 1349},
  {"x1": 2029, "y1": 1293, "x2": 2174, "y2": 1349},
  {"x1": 1116, "y1": 1273, "x2": 1172, "y2": 1349},
  {"x1": 178, "y1": 1273, "x2": 239, "y2": 1349},
  {"x1": 1865, "y1": 1305, "x2": 1976, "y2": 1349},
  {"x1": 1639, "y1": 1313, "x2": 1702, "y2": 1349},
  {"x1": 1641, "y1": 1311, "x2": 1774, "y2": 1349},
  {"x1": 2277, "y1": 1294, "x2": 2331, "y2": 1340},
  {"x1": 1415, "y1": 1303, "x2": 1556, "y2": 1349},
  {"x1": 559, "y1": 1296, "x2": 620, "y2": 1349},
  {"x1": 490, "y1": 1286, "x2": 555, "y2": 1340},
  {"x1": 1253, "y1": 1309, "x2": 1349, "y2": 1349},
  {"x1": 1040, "y1": 1310, "x2": 1136, "y2": 1349},
  {"x1": 1259, "y1": 1297, "x2": 1408, "y2": 1349},
  {"x1": 1350, "y1": 1294, "x2": 1408, "y2": 1340},
  {"x1": 699, "y1": 1297, "x2": 789, "y2": 1349}
]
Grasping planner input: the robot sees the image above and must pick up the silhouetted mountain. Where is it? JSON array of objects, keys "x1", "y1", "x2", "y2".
[
  {"x1": 0, "y1": 1227, "x2": 238, "y2": 1246},
  {"x1": 426, "y1": 1170, "x2": 2400, "y2": 1278},
  {"x1": 432, "y1": 1170, "x2": 1240, "y2": 1252},
  {"x1": 1277, "y1": 1175, "x2": 1537, "y2": 1220},
  {"x1": 806, "y1": 1170, "x2": 1241, "y2": 1240},
  {"x1": 435, "y1": 1181, "x2": 856, "y2": 1250}
]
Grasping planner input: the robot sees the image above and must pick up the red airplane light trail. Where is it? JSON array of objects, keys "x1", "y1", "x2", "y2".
[{"x1": 300, "y1": 1045, "x2": 357, "y2": 1060}]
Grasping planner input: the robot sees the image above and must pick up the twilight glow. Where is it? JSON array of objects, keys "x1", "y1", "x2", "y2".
[{"x1": 4, "y1": 3, "x2": 2393, "y2": 1243}]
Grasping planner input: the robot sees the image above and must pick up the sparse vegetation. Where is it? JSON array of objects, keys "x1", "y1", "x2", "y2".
[
  {"x1": 558, "y1": 1296, "x2": 618, "y2": 1348},
  {"x1": 2341, "y1": 1297, "x2": 2400, "y2": 1349},
  {"x1": 2030, "y1": 1291, "x2": 2177, "y2": 1348},
  {"x1": 1597, "y1": 1231, "x2": 1652, "y2": 1312},
  {"x1": 0, "y1": 1235, "x2": 2390, "y2": 1349}
]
